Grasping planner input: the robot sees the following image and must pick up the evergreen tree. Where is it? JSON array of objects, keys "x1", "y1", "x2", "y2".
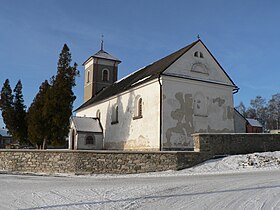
[
  {"x1": 46, "y1": 44, "x2": 79, "y2": 147},
  {"x1": 13, "y1": 80, "x2": 28, "y2": 145},
  {"x1": 0, "y1": 79, "x2": 14, "y2": 134},
  {"x1": 28, "y1": 80, "x2": 50, "y2": 149}
]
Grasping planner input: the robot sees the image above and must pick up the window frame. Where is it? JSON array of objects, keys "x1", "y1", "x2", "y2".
[
  {"x1": 102, "y1": 69, "x2": 109, "y2": 82},
  {"x1": 85, "y1": 135, "x2": 95, "y2": 145},
  {"x1": 133, "y1": 97, "x2": 143, "y2": 120}
]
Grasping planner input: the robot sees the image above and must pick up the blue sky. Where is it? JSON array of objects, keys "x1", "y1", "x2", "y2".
[{"x1": 0, "y1": 1, "x2": 280, "y2": 128}]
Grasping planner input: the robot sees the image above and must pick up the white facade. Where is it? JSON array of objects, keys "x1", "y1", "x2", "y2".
[
  {"x1": 76, "y1": 79, "x2": 161, "y2": 150},
  {"x1": 72, "y1": 40, "x2": 237, "y2": 151},
  {"x1": 161, "y1": 42, "x2": 235, "y2": 149}
]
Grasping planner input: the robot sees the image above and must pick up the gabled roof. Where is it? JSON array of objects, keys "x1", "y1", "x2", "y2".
[
  {"x1": 83, "y1": 49, "x2": 121, "y2": 65},
  {"x1": 246, "y1": 118, "x2": 263, "y2": 128},
  {"x1": 76, "y1": 39, "x2": 237, "y2": 112},
  {"x1": 71, "y1": 116, "x2": 103, "y2": 133}
]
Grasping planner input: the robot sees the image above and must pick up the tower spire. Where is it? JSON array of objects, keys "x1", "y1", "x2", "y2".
[{"x1": 101, "y1": 34, "x2": 104, "y2": 51}]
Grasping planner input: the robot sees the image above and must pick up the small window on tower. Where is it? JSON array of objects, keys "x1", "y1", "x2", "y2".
[
  {"x1": 102, "y1": 69, "x2": 109, "y2": 81},
  {"x1": 87, "y1": 71, "x2": 90, "y2": 83}
]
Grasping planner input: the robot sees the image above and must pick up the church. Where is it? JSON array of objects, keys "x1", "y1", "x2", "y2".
[{"x1": 69, "y1": 39, "x2": 238, "y2": 151}]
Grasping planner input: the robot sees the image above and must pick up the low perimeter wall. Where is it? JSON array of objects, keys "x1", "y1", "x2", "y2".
[
  {"x1": 0, "y1": 150, "x2": 203, "y2": 174},
  {"x1": 1, "y1": 134, "x2": 280, "y2": 174},
  {"x1": 193, "y1": 133, "x2": 280, "y2": 156}
]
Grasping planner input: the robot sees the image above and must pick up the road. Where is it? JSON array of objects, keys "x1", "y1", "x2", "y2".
[{"x1": 0, "y1": 170, "x2": 280, "y2": 209}]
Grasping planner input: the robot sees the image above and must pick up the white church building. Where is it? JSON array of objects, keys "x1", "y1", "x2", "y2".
[{"x1": 69, "y1": 39, "x2": 238, "y2": 151}]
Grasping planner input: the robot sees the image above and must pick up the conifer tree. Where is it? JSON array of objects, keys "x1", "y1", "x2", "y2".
[
  {"x1": 13, "y1": 80, "x2": 28, "y2": 144},
  {"x1": 0, "y1": 79, "x2": 14, "y2": 134},
  {"x1": 28, "y1": 80, "x2": 51, "y2": 149},
  {"x1": 46, "y1": 44, "x2": 79, "y2": 147}
]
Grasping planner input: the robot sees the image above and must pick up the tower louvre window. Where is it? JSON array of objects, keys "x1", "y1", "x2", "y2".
[
  {"x1": 87, "y1": 71, "x2": 90, "y2": 83},
  {"x1": 102, "y1": 69, "x2": 109, "y2": 81}
]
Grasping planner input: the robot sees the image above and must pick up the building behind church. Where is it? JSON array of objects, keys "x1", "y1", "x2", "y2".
[{"x1": 69, "y1": 39, "x2": 239, "y2": 151}]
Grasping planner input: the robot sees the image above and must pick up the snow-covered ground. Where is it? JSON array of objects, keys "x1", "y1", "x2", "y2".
[{"x1": 1, "y1": 151, "x2": 280, "y2": 209}]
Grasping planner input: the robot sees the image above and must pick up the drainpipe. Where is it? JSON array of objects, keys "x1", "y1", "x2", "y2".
[
  {"x1": 158, "y1": 74, "x2": 163, "y2": 151},
  {"x1": 233, "y1": 87, "x2": 239, "y2": 94}
]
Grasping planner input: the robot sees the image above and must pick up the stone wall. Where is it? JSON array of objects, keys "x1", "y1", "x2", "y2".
[
  {"x1": 0, "y1": 150, "x2": 202, "y2": 174},
  {"x1": 193, "y1": 133, "x2": 280, "y2": 156},
  {"x1": 1, "y1": 134, "x2": 280, "y2": 175}
]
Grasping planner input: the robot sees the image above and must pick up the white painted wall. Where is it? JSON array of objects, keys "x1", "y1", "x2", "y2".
[
  {"x1": 164, "y1": 41, "x2": 234, "y2": 86},
  {"x1": 76, "y1": 132, "x2": 103, "y2": 150},
  {"x1": 161, "y1": 41, "x2": 235, "y2": 150},
  {"x1": 76, "y1": 79, "x2": 161, "y2": 150},
  {"x1": 234, "y1": 110, "x2": 247, "y2": 133},
  {"x1": 162, "y1": 76, "x2": 235, "y2": 150}
]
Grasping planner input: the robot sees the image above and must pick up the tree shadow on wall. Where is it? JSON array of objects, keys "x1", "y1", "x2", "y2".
[{"x1": 104, "y1": 92, "x2": 134, "y2": 150}]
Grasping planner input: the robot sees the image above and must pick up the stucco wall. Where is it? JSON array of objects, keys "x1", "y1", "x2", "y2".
[
  {"x1": 162, "y1": 76, "x2": 234, "y2": 150},
  {"x1": 234, "y1": 110, "x2": 247, "y2": 133},
  {"x1": 77, "y1": 132, "x2": 103, "y2": 150},
  {"x1": 76, "y1": 79, "x2": 161, "y2": 151}
]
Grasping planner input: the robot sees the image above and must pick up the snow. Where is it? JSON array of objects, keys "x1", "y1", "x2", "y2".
[{"x1": 1, "y1": 151, "x2": 280, "y2": 209}]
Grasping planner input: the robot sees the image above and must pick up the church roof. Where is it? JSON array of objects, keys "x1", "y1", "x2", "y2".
[
  {"x1": 76, "y1": 39, "x2": 236, "y2": 111},
  {"x1": 71, "y1": 116, "x2": 103, "y2": 133},
  {"x1": 83, "y1": 49, "x2": 121, "y2": 65}
]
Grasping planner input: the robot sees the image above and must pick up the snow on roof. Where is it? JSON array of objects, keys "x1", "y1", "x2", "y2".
[
  {"x1": 246, "y1": 118, "x2": 263, "y2": 127},
  {"x1": 72, "y1": 116, "x2": 102, "y2": 133},
  {"x1": 93, "y1": 50, "x2": 121, "y2": 62},
  {"x1": 0, "y1": 128, "x2": 11, "y2": 137}
]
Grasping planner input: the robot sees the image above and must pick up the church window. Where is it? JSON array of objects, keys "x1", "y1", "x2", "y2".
[
  {"x1": 102, "y1": 69, "x2": 109, "y2": 81},
  {"x1": 111, "y1": 105, "x2": 118, "y2": 124},
  {"x1": 87, "y1": 71, "x2": 90, "y2": 83},
  {"x1": 133, "y1": 96, "x2": 143, "y2": 120},
  {"x1": 96, "y1": 110, "x2": 101, "y2": 120},
  {"x1": 194, "y1": 51, "x2": 204, "y2": 59},
  {"x1": 85, "y1": 135, "x2": 95, "y2": 145}
]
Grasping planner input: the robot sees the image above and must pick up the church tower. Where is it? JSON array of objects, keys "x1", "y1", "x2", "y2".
[{"x1": 83, "y1": 40, "x2": 121, "y2": 102}]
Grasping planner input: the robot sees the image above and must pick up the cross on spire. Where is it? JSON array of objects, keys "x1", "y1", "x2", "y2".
[{"x1": 101, "y1": 34, "x2": 104, "y2": 51}]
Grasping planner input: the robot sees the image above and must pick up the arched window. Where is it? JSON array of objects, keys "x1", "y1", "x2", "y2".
[
  {"x1": 194, "y1": 51, "x2": 204, "y2": 59},
  {"x1": 111, "y1": 105, "x2": 119, "y2": 124},
  {"x1": 102, "y1": 69, "x2": 109, "y2": 81},
  {"x1": 133, "y1": 96, "x2": 143, "y2": 119},
  {"x1": 85, "y1": 135, "x2": 95, "y2": 145},
  {"x1": 96, "y1": 110, "x2": 101, "y2": 120}
]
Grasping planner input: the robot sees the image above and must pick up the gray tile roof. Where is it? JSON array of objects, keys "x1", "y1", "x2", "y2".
[
  {"x1": 83, "y1": 49, "x2": 121, "y2": 65},
  {"x1": 72, "y1": 116, "x2": 103, "y2": 133},
  {"x1": 246, "y1": 118, "x2": 263, "y2": 127}
]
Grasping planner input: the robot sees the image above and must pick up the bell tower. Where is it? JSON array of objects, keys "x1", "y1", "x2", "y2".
[{"x1": 83, "y1": 40, "x2": 121, "y2": 102}]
